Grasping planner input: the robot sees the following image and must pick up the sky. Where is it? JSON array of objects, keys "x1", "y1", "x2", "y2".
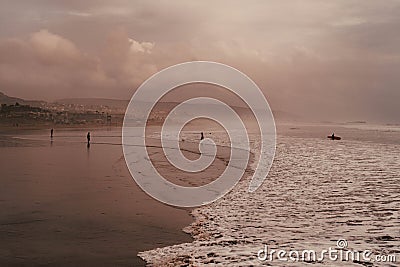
[{"x1": 0, "y1": 0, "x2": 399, "y2": 123}]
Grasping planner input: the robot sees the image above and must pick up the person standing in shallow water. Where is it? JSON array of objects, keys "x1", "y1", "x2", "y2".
[
  {"x1": 50, "y1": 128, "x2": 54, "y2": 139},
  {"x1": 87, "y1": 132, "x2": 91, "y2": 145}
]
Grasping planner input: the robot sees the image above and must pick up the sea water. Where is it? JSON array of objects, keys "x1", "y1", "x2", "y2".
[{"x1": 139, "y1": 123, "x2": 400, "y2": 266}]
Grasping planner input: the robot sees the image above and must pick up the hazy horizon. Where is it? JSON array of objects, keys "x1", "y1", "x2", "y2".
[
  {"x1": 0, "y1": 1, "x2": 399, "y2": 123},
  {"x1": 0, "y1": 3, "x2": 399, "y2": 264}
]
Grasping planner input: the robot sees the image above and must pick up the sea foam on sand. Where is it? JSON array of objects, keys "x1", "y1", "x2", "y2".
[{"x1": 139, "y1": 132, "x2": 399, "y2": 266}]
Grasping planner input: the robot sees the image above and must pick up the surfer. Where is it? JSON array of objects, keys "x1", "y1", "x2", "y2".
[
  {"x1": 200, "y1": 132, "x2": 204, "y2": 140},
  {"x1": 328, "y1": 132, "x2": 341, "y2": 140},
  {"x1": 50, "y1": 128, "x2": 54, "y2": 139}
]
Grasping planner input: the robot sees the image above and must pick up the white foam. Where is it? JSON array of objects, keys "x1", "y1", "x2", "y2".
[{"x1": 139, "y1": 133, "x2": 400, "y2": 266}]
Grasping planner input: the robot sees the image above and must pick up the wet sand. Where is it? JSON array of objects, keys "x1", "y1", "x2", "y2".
[
  {"x1": 140, "y1": 124, "x2": 400, "y2": 266},
  {"x1": 0, "y1": 128, "x2": 230, "y2": 266}
]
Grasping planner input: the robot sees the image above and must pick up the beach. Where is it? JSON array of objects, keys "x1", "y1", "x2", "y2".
[
  {"x1": 1, "y1": 0, "x2": 400, "y2": 265},
  {"x1": 0, "y1": 127, "x2": 230, "y2": 266},
  {"x1": 0, "y1": 123, "x2": 399, "y2": 266}
]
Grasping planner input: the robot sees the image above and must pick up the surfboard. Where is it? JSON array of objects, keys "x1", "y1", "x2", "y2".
[{"x1": 327, "y1": 136, "x2": 341, "y2": 140}]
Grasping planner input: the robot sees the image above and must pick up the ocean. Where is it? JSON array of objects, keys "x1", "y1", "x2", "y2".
[
  {"x1": 0, "y1": 123, "x2": 398, "y2": 266},
  {"x1": 139, "y1": 123, "x2": 400, "y2": 266}
]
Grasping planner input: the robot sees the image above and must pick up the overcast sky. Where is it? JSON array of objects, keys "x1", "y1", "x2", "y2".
[{"x1": 0, "y1": 0, "x2": 399, "y2": 122}]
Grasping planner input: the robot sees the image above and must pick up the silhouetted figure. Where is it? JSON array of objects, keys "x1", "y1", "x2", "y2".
[
  {"x1": 50, "y1": 128, "x2": 54, "y2": 139},
  {"x1": 327, "y1": 132, "x2": 341, "y2": 140},
  {"x1": 200, "y1": 132, "x2": 204, "y2": 140},
  {"x1": 87, "y1": 132, "x2": 91, "y2": 145}
]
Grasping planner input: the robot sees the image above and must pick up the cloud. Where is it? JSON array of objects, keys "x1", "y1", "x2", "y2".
[
  {"x1": 128, "y1": 38, "x2": 154, "y2": 54},
  {"x1": 0, "y1": 1, "x2": 399, "y2": 122},
  {"x1": 0, "y1": 29, "x2": 157, "y2": 100},
  {"x1": 30, "y1": 30, "x2": 81, "y2": 62}
]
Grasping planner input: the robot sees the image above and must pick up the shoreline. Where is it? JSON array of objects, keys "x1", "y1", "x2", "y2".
[
  {"x1": 0, "y1": 128, "x2": 190, "y2": 266},
  {"x1": 2, "y1": 124, "x2": 398, "y2": 265},
  {"x1": 0, "y1": 127, "x2": 234, "y2": 266},
  {"x1": 137, "y1": 127, "x2": 400, "y2": 266},
  {"x1": 138, "y1": 144, "x2": 256, "y2": 266},
  {"x1": 0, "y1": 123, "x2": 122, "y2": 134}
]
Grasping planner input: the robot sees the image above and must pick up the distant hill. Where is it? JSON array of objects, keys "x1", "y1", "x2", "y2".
[
  {"x1": 0, "y1": 92, "x2": 25, "y2": 105},
  {"x1": 55, "y1": 98, "x2": 129, "y2": 109},
  {"x1": 0, "y1": 92, "x2": 44, "y2": 107},
  {"x1": 1, "y1": 92, "x2": 299, "y2": 122}
]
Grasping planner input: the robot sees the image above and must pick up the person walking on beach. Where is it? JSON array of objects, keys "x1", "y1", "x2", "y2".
[
  {"x1": 50, "y1": 128, "x2": 54, "y2": 139},
  {"x1": 87, "y1": 132, "x2": 91, "y2": 145}
]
